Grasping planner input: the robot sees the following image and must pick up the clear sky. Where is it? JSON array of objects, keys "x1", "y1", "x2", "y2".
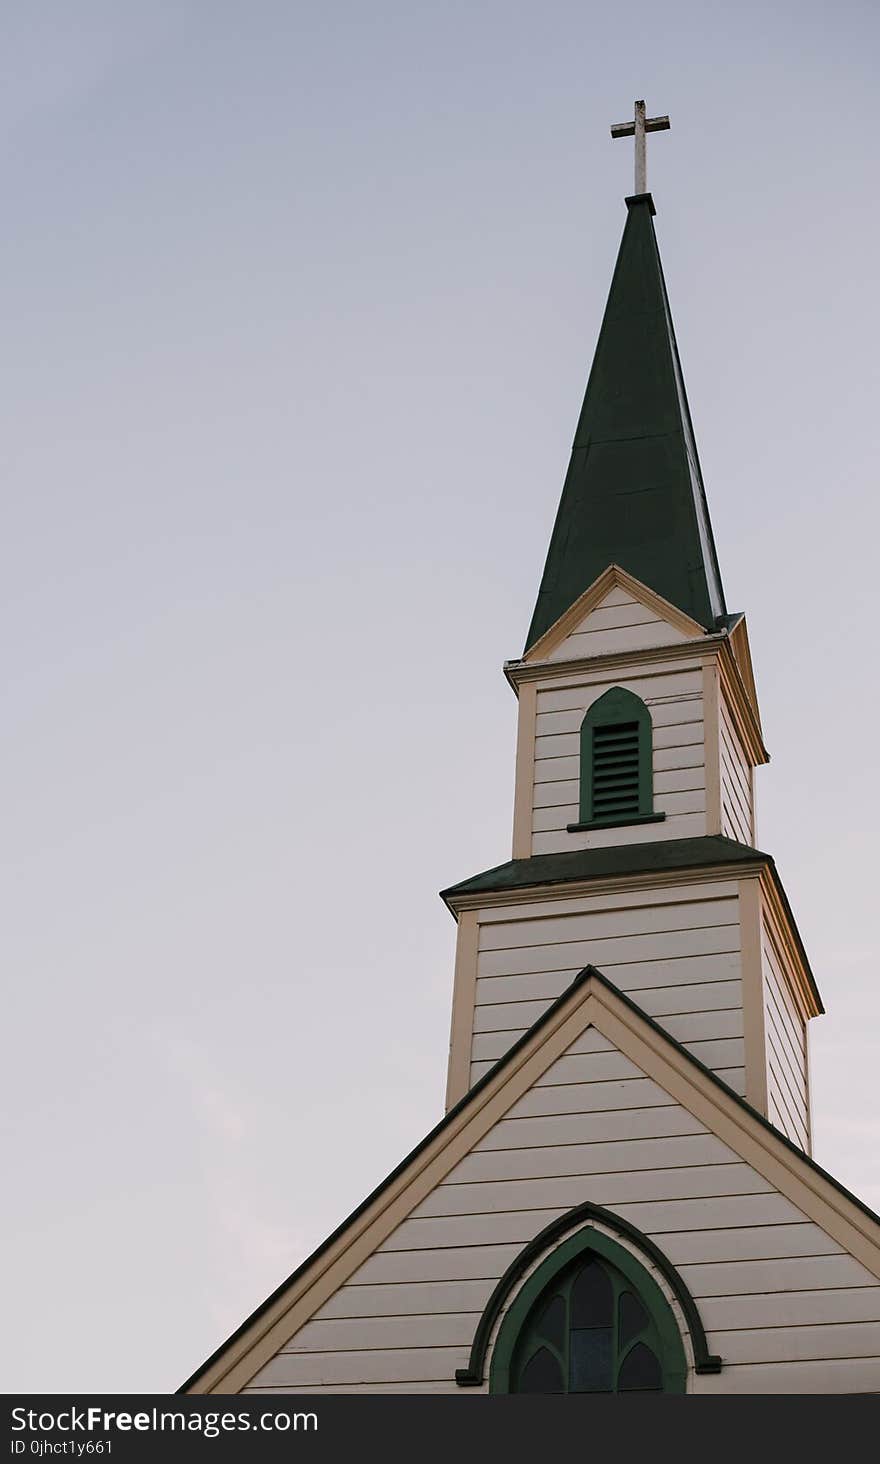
[{"x1": 3, "y1": 0, "x2": 878, "y2": 1393}]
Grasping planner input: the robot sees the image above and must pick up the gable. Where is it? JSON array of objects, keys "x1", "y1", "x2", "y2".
[
  {"x1": 243, "y1": 1016, "x2": 880, "y2": 1394},
  {"x1": 182, "y1": 970, "x2": 880, "y2": 1394},
  {"x1": 523, "y1": 566, "x2": 705, "y2": 666}
]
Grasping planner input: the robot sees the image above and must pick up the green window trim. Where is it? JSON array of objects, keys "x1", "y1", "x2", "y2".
[
  {"x1": 489, "y1": 1228, "x2": 687, "y2": 1395},
  {"x1": 570, "y1": 686, "x2": 663, "y2": 831},
  {"x1": 455, "y1": 1200, "x2": 721, "y2": 1387}
]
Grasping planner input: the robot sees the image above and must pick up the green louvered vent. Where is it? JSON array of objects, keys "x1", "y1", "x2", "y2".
[{"x1": 592, "y1": 722, "x2": 640, "y2": 819}]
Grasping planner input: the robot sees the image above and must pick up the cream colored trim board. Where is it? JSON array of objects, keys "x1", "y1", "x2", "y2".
[
  {"x1": 511, "y1": 680, "x2": 536, "y2": 860},
  {"x1": 739, "y1": 874, "x2": 768, "y2": 1114},
  {"x1": 702, "y1": 660, "x2": 722, "y2": 837},
  {"x1": 444, "y1": 910, "x2": 480, "y2": 1112},
  {"x1": 718, "y1": 643, "x2": 768, "y2": 768},
  {"x1": 186, "y1": 971, "x2": 880, "y2": 1395},
  {"x1": 729, "y1": 617, "x2": 762, "y2": 733},
  {"x1": 523, "y1": 565, "x2": 706, "y2": 664},
  {"x1": 759, "y1": 869, "x2": 822, "y2": 1021},
  {"x1": 507, "y1": 637, "x2": 723, "y2": 691}
]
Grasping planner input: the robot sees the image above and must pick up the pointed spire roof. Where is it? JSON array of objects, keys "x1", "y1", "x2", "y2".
[{"x1": 525, "y1": 194, "x2": 726, "y2": 653}]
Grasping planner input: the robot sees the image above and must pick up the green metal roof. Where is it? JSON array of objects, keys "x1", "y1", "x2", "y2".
[
  {"x1": 525, "y1": 194, "x2": 726, "y2": 652},
  {"x1": 440, "y1": 835, "x2": 763, "y2": 900}
]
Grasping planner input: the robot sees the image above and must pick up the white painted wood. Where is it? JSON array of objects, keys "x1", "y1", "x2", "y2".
[
  {"x1": 680, "y1": 1253, "x2": 875, "y2": 1296},
  {"x1": 761, "y1": 917, "x2": 810, "y2": 1150},
  {"x1": 693, "y1": 1356, "x2": 880, "y2": 1393},
  {"x1": 415, "y1": 1163, "x2": 774, "y2": 1219},
  {"x1": 711, "y1": 1320, "x2": 880, "y2": 1365},
  {"x1": 317, "y1": 1279, "x2": 494, "y2": 1320},
  {"x1": 533, "y1": 778, "x2": 580, "y2": 808},
  {"x1": 474, "y1": 953, "x2": 742, "y2": 1007},
  {"x1": 533, "y1": 700, "x2": 702, "y2": 739},
  {"x1": 547, "y1": 620, "x2": 687, "y2": 660},
  {"x1": 478, "y1": 923, "x2": 740, "y2": 978},
  {"x1": 531, "y1": 789, "x2": 706, "y2": 833},
  {"x1": 701, "y1": 1287, "x2": 880, "y2": 1331},
  {"x1": 471, "y1": 986, "x2": 742, "y2": 1034},
  {"x1": 285, "y1": 1311, "x2": 480, "y2": 1353},
  {"x1": 386, "y1": 1194, "x2": 804, "y2": 1255},
  {"x1": 503, "y1": 1077, "x2": 677, "y2": 1117},
  {"x1": 535, "y1": 669, "x2": 702, "y2": 716},
  {"x1": 472, "y1": 1105, "x2": 704, "y2": 1152},
  {"x1": 448, "y1": 1132, "x2": 736, "y2": 1184},
  {"x1": 655, "y1": 765, "x2": 706, "y2": 792},
  {"x1": 351, "y1": 1243, "x2": 522, "y2": 1286},
  {"x1": 661, "y1": 1223, "x2": 841, "y2": 1266},
  {"x1": 533, "y1": 813, "x2": 707, "y2": 855},
  {"x1": 379, "y1": 1209, "x2": 563, "y2": 1253},
  {"x1": 475, "y1": 881, "x2": 740, "y2": 924},
  {"x1": 478, "y1": 898, "x2": 739, "y2": 951},
  {"x1": 249, "y1": 1344, "x2": 468, "y2": 1388},
  {"x1": 533, "y1": 753, "x2": 580, "y2": 783}
]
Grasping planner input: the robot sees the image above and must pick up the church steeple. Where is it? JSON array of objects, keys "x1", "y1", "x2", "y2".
[{"x1": 526, "y1": 194, "x2": 726, "y2": 653}]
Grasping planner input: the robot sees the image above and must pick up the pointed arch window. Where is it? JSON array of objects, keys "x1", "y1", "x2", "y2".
[
  {"x1": 567, "y1": 686, "x2": 664, "y2": 832},
  {"x1": 490, "y1": 1229, "x2": 686, "y2": 1395}
]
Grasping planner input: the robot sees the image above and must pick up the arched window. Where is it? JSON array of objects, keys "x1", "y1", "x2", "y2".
[
  {"x1": 568, "y1": 686, "x2": 663, "y2": 831},
  {"x1": 490, "y1": 1229, "x2": 686, "y2": 1394}
]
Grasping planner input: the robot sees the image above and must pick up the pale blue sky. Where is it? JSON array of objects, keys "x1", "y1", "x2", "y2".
[{"x1": 2, "y1": 1, "x2": 878, "y2": 1392}]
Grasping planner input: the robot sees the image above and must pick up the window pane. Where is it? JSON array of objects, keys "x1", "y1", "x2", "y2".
[
  {"x1": 618, "y1": 1342, "x2": 662, "y2": 1392},
  {"x1": 570, "y1": 1259, "x2": 613, "y2": 1328},
  {"x1": 618, "y1": 1289, "x2": 649, "y2": 1348},
  {"x1": 519, "y1": 1345, "x2": 564, "y2": 1394},
  {"x1": 535, "y1": 1292, "x2": 566, "y2": 1352},
  {"x1": 570, "y1": 1326, "x2": 613, "y2": 1392}
]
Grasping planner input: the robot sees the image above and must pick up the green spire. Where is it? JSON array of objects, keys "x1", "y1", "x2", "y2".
[{"x1": 525, "y1": 195, "x2": 726, "y2": 653}]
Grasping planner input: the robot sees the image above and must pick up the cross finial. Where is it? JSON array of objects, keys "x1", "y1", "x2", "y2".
[{"x1": 611, "y1": 100, "x2": 670, "y2": 196}]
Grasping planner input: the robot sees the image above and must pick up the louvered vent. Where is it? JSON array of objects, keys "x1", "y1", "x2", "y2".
[{"x1": 592, "y1": 721, "x2": 641, "y2": 819}]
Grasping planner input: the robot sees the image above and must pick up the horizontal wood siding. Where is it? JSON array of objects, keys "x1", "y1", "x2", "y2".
[
  {"x1": 762, "y1": 916, "x2": 811, "y2": 1152},
  {"x1": 245, "y1": 1036, "x2": 880, "y2": 1394},
  {"x1": 467, "y1": 880, "x2": 744, "y2": 1091},
  {"x1": 546, "y1": 592, "x2": 689, "y2": 662},
  {"x1": 530, "y1": 663, "x2": 707, "y2": 853},
  {"x1": 719, "y1": 696, "x2": 754, "y2": 845}
]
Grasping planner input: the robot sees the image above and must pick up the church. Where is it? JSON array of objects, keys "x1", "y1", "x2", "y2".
[{"x1": 181, "y1": 108, "x2": 880, "y2": 1396}]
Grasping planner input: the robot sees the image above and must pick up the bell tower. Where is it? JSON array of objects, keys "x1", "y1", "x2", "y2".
[{"x1": 442, "y1": 188, "x2": 821, "y2": 1155}]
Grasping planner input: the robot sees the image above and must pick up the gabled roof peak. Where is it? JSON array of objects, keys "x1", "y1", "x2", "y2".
[{"x1": 525, "y1": 196, "x2": 726, "y2": 653}]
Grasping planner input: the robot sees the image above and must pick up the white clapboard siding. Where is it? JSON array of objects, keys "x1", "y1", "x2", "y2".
[
  {"x1": 700, "y1": 1287, "x2": 880, "y2": 1331},
  {"x1": 542, "y1": 591, "x2": 691, "y2": 662},
  {"x1": 383, "y1": 1193, "x2": 806, "y2": 1254},
  {"x1": 693, "y1": 1357, "x2": 880, "y2": 1394},
  {"x1": 469, "y1": 883, "x2": 744, "y2": 1087},
  {"x1": 533, "y1": 816, "x2": 707, "y2": 855},
  {"x1": 762, "y1": 918, "x2": 810, "y2": 1151},
  {"x1": 530, "y1": 665, "x2": 707, "y2": 852},
  {"x1": 251, "y1": 1031, "x2": 880, "y2": 1394},
  {"x1": 719, "y1": 695, "x2": 754, "y2": 844},
  {"x1": 317, "y1": 1280, "x2": 494, "y2": 1320},
  {"x1": 250, "y1": 1345, "x2": 469, "y2": 1389},
  {"x1": 284, "y1": 1311, "x2": 480, "y2": 1353},
  {"x1": 414, "y1": 1164, "x2": 775, "y2": 1219}
]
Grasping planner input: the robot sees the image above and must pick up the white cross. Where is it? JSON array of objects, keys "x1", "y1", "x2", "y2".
[{"x1": 611, "y1": 100, "x2": 670, "y2": 196}]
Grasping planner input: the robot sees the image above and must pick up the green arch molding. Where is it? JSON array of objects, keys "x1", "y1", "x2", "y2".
[
  {"x1": 573, "y1": 685, "x2": 662, "y2": 830},
  {"x1": 454, "y1": 1201, "x2": 722, "y2": 1388}
]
